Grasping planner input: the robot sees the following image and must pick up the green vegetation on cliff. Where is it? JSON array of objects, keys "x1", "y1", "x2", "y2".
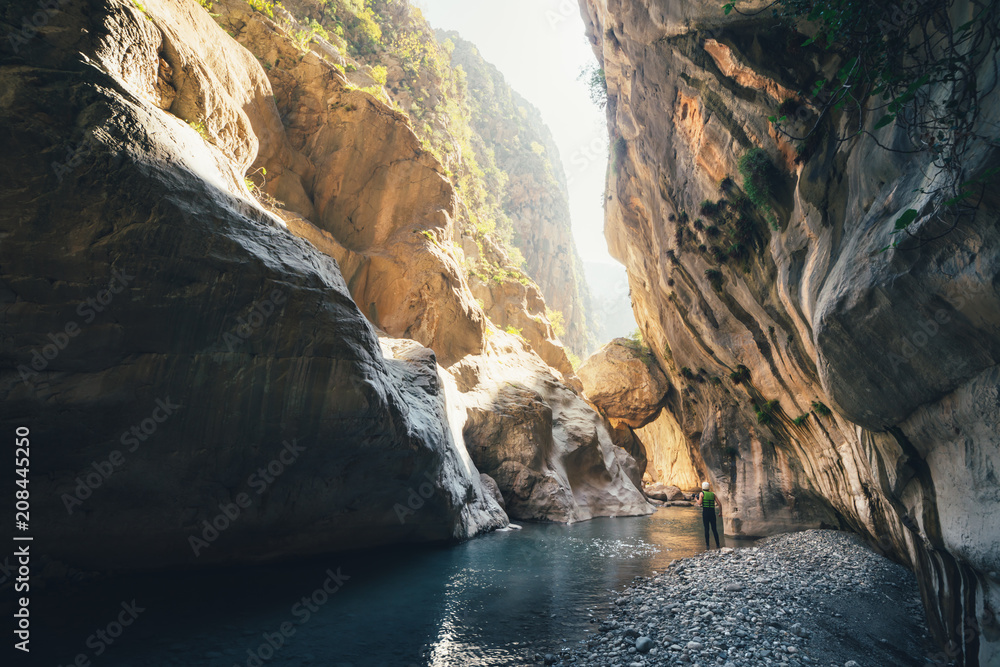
[
  {"x1": 234, "y1": 0, "x2": 594, "y2": 356},
  {"x1": 443, "y1": 31, "x2": 596, "y2": 355},
  {"x1": 726, "y1": 0, "x2": 1000, "y2": 242}
]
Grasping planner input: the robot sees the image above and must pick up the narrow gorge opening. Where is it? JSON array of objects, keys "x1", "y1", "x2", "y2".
[{"x1": 4, "y1": 0, "x2": 998, "y2": 666}]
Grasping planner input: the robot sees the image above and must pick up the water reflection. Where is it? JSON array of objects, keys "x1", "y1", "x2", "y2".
[
  {"x1": 34, "y1": 507, "x2": 752, "y2": 666},
  {"x1": 420, "y1": 506, "x2": 754, "y2": 665}
]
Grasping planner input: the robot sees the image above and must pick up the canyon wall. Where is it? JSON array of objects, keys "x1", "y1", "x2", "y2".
[
  {"x1": 269, "y1": 0, "x2": 595, "y2": 361},
  {"x1": 579, "y1": 338, "x2": 704, "y2": 490},
  {"x1": 0, "y1": 0, "x2": 505, "y2": 569},
  {"x1": 0, "y1": 0, "x2": 648, "y2": 571},
  {"x1": 580, "y1": 0, "x2": 1000, "y2": 664},
  {"x1": 445, "y1": 32, "x2": 597, "y2": 357}
]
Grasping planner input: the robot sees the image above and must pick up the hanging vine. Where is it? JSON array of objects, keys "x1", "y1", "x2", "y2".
[{"x1": 722, "y1": 0, "x2": 1000, "y2": 249}]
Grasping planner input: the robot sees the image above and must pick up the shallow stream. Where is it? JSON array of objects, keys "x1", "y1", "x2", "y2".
[{"x1": 38, "y1": 506, "x2": 754, "y2": 666}]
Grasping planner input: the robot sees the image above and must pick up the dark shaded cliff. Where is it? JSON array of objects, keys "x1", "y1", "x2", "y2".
[{"x1": 0, "y1": 0, "x2": 649, "y2": 571}]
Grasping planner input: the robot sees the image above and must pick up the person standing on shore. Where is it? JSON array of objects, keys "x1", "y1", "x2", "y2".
[{"x1": 697, "y1": 481, "x2": 721, "y2": 549}]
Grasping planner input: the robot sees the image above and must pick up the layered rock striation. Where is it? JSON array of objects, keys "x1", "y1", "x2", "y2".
[
  {"x1": 580, "y1": 338, "x2": 703, "y2": 490},
  {"x1": 580, "y1": 0, "x2": 1000, "y2": 663}
]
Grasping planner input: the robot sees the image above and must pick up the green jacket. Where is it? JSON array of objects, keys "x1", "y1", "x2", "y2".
[{"x1": 701, "y1": 491, "x2": 716, "y2": 508}]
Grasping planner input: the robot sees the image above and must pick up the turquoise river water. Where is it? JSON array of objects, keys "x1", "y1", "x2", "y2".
[{"x1": 36, "y1": 506, "x2": 754, "y2": 666}]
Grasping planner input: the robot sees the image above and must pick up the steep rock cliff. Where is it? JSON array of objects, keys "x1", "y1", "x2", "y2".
[
  {"x1": 0, "y1": 0, "x2": 506, "y2": 568},
  {"x1": 272, "y1": 0, "x2": 593, "y2": 366},
  {"x1": 0, "y1": 0, "x2": 648, "y2": 571},
  {"x1": 580, "y1": 0, "x2": 1000, "y2": 663},
  {"x1": 445, "y1": 32, "x2": 597, "y2": 357}
]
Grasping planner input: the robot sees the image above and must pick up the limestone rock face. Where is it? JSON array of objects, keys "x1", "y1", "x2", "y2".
[
  {"x1": 581, "y1": 0, "x2": 1000, "y2": 662},
  {"x1": 208, "y1": 0, "x2": 485, "y2": 366},
  {"x1": 0, "y1": 0, "x2": 649, "y2": 573},
  {"x1": 445, "y1": 33, "x2": 596, "y2": 357},
  {"x1": 578, "y1": 339, "x2": 669, "y2": 427},
  {"x1": 453, "y1": 335, "x2": 652, "y2": 523},
  {"x1": 633, "y1": 408, "x2": 703, "y2": 491},
  {"x1": 0, "y1": 0, "x2": 506, "y2": 569},
  {"x1": 261, "y1": 3, "x2": 589, "y2": 377},
  {"x1": 221, "y1": 0, "x2": 586, "y2": 379}
]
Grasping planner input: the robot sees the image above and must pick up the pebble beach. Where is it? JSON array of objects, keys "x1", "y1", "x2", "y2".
[{"x1": 542, "y1": 530, "x2": 936, "y2": 667}]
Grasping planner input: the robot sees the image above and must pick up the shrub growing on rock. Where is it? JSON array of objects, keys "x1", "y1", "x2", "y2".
[
  {"x1": 754, "y1": 399, "x2": 779, "y2": 424},
  {"x1": 738, "y1": 147, "x2": 777, "y2": 210},
  {"x1": 705, "y1": 268, "x2": 724, "y2": 291},
  {"x1": 812, "y1": 400, "x2": 832, "y2": 417}
]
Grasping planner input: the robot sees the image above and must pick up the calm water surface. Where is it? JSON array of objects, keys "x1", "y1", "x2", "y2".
[{"x1": 37, "y1": 506, "x2": 753, "y2": 666}]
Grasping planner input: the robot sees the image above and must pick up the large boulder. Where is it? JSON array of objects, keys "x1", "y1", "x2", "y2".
[
  {"x1": 0, "y1": 0, "x2": 506, "y2": 570},
  {"x1": 644, "y1": 484, "x2": 686, "y2": 502},
  {"x1": 454, "y1": 335, "x2": 652, "y2": 523},
  {"x1": 578, "y1": 338, "x2": 670, "y2": 427}
]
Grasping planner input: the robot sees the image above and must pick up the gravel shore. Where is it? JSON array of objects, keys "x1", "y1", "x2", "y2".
[{"x1": 544, "y1": 530, "x2": 935, "y2": 667}]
